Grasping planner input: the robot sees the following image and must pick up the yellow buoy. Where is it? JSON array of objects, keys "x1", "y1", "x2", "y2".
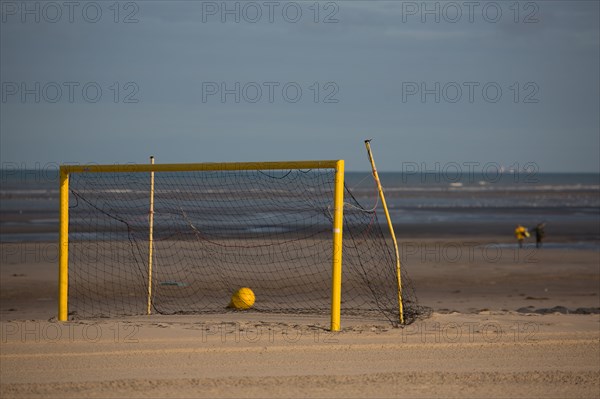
[{"x1": 229, "y1": 287, "x2": 255, "y2": 310}]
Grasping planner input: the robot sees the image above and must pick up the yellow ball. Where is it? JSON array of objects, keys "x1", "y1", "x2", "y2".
[{"x1": 230, "y1": 287, "x2": 255, "y2": 310}]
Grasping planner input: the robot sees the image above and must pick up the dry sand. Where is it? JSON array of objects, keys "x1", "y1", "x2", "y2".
[{"x1": 1, "y1": 239, "x2": 599, "y2": 398}]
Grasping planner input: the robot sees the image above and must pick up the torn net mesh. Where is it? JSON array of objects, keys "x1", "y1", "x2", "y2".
[{"x1": 67, "y1": 169, "x2": 425, "y2": 325}]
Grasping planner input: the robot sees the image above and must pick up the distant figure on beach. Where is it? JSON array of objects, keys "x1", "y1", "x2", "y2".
[
  {"x1": 514, "y1": 224, "x2": 529, "y2": 248},
  {"x1": 533, "y1": 223, "x2": 546, "y2": 248}
]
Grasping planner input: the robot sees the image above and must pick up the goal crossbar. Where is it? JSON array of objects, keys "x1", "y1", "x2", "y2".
[
  {"x1": 58, "y1": 160, "x2": 346, "y2": 331},
  {"x1": 60, "y1": 160, "x2": 341, "y2": 174}
]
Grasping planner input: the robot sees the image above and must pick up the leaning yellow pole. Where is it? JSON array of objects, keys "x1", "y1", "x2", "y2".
[
  {"x1": 364, "y1": 140, "x2": 404, "y2": 325},
  {"x1": 147, "y1": 156, "x2": 155, "y2": 315},
  {"x1": 58, "y1": 168, "x2": 69, "y2": 321},
  {"x1": 330, "y1": 160, "x2": 345, "y2": 332}
]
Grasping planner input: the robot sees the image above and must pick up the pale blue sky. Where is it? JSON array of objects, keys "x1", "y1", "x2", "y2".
[{"x1": 1, "y1": 1, "x2": 599, "y2": 172}]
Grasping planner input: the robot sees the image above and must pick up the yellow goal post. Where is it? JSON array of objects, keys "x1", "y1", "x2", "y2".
[{"x1": 58, "y1": 160, "x2": 345, "y2": 331}]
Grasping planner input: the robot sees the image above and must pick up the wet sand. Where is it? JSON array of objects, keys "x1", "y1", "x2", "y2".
[{"x1": 1, "y1": 234, "x2": 598, "y2": 398}]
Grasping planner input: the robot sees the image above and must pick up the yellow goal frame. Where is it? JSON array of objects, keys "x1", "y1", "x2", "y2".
[{"x1": 58, "y1": 160, "x2": 345, "y2": 331}]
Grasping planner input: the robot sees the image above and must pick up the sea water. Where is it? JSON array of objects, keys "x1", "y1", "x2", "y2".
[{"x1": 1, "y1": 169, "x2": 598, "y2": 246}]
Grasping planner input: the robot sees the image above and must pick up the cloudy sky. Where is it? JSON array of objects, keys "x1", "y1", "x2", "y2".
[{"x1": 1, "y1": 1, "x2": 598, "y2": 172}]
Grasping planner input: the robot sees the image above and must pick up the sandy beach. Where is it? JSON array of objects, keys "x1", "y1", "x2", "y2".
[
  {"x1": 1, "y1": 235, "x2": 598, "y2": 398},
  {"x1": 2, "y1": 0, "x2": 599, "y2": 395}
]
